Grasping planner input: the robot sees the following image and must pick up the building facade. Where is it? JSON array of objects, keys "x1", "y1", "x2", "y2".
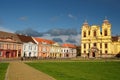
[
  {"x1": 34, "y1": 37, "x2": 55, "y2": 58},
  {"x1": 17, "y1": 35, "x2": 38, "y2": 58},
  {"x1": 62, "y1": 43, "x2": 77, "y2": 58},
  {"x1": 81, "y1": 19, "x2": 120, "y2": 58},
  {"x1": 50, "y1": 42, "x2": 62, "y2": 58},
  {"x1": 0, "y1": 31, "x2": 22, "y2": 58},
  {"x1": 0, "y1": 31, "x2": 77, "y2": 59}
]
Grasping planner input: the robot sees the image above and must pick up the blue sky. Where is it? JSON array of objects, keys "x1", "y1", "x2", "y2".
[{"x1": 0, "y1": 0, "x2": 120, "y2": 35}]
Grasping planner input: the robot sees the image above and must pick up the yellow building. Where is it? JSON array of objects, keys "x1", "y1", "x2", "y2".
[
  {"x1": 50, "y1": 42, "x2": 62, "y2": 58},
  {"x1": 81, "y1": 19, "x2": 120, "y2": 58}
]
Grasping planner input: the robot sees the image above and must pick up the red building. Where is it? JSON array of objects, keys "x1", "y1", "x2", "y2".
[{"x1": 0, "y1": 31, "x2": 22, "y2": 58}]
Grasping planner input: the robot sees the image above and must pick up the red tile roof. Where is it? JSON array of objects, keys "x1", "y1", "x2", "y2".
[
  {"x1": 34, "y1": 37, "x2": 55, "y2": 44},
  {"x1": 62, "y1": 43, "x2": 76, "y2": 48}
]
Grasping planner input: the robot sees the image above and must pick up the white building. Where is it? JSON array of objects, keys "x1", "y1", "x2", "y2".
[
  {"x1": 61, "y1": 43, "x2": 77, "y2": 58},
  {"x1": 17, "y1": 35, "x2": 38, "y2": 58}
]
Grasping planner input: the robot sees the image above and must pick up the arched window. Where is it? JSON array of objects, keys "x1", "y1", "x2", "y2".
[
  {"x1": 83, "y1": 31, "x2": 86, "y2": 37},
  {"x1": 29, "y1": 52, "x2": 31, "y2": 57},
  {"x1": 105, "y1": 43, "x2": 108, "y2": 48},
  {"x1": 105, "y1": 50, "x2": 108, "y2": 54},
  {"x1": 104, "y1": 30, "x2": 107, "y2": 36},
  {"x1": 88, "y1": 31, "x2": 90, "y2": 35},
  {"x1": 93, "y1": 43, "x2": 97, "y2": 47},
  {"x1": 100, "y1": 43, "x2": 102, "y2": 48},
  {"x1": 93, "y1": 30, "x2": 96, "y2": 37},
  {"x1": 84, "y1": 44, "x2": 86, "y2": 49}
]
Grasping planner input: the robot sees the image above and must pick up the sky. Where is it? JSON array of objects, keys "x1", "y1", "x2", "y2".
[{"x1": 0, "y1": 0, "x2": 120, "y2": 45}]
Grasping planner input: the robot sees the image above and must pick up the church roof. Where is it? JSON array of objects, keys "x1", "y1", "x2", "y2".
[{"x1": 112, "y1": 36, "x2": 119, "y2": 42}]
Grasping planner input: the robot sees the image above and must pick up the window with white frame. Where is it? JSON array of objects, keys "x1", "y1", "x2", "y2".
[{"x1": 29, "y1": 46, "x2": 32, "y2": 50}]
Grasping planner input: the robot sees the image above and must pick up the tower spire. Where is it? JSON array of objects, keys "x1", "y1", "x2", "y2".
[
  {"x1": 103, "y1": 16, "x2": 109, "y2": 24},
  {"x1": 105, "y1": 16, "x2": 107, "y2": 20},
  {"x1": 83, "y1": 19, "x2": 89, "y2": 26}
]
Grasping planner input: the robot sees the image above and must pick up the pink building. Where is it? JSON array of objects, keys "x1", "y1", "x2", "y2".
[
  {"x1": 0, "y1": 31, "x2": 22, "y2": 58},
  {"x1": 34, "y1": 37, "x2": 55, "y2": 58}
]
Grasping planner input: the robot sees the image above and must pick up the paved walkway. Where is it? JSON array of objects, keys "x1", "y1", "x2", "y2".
[{"x1": 6, "y1": 62, "x2": 55, "y2": 80}]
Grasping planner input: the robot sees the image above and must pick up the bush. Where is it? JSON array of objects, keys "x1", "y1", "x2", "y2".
[{"x1": 115, "y1": 53, "x2": 120, "y2": 58}]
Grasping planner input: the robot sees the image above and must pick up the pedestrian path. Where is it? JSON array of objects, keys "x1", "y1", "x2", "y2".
[{"x1": 6, "y1": 61, "x2": 55, "y2": 80}]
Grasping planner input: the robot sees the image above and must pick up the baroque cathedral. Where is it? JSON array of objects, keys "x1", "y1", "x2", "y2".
[{"x1": 81, "y1": 19, "x2": 120, "y2": 58}]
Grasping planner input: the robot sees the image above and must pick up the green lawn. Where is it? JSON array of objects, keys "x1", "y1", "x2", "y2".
[
  {"x1": 27, "y1": 61, "x2": 120, "y2": 80},
  {"x1": 0, "y1": 63, "x2": 9, "y2": 80}
]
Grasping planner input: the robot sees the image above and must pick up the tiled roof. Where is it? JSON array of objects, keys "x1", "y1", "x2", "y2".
[
  {"x1": 0, "y1": 31, "x2": 21, "y2": 43},
  {"x1": 17, "y1": 34, "x2": 36, "y2": 44},
  {"x1": 62, "y1": 43, "x2": 76, "y2": 48},
  {"x1": 34, "y1": 37, "x2": 55, "y2": 44},
  {"x1": 112, "y1": 36, "x2": 118, "y2": 42}
]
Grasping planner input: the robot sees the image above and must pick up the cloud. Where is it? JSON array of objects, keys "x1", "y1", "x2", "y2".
[
  {"x1": 66, "y1": 35, "x2": 77, "y2": 43},
  {"x1": 41, "y1": 34, "x2": 80, "y2": 45},
  {"x1": 52, "y1": 38, "x2": 63, "y2": 43},
  {"x1": 15, "y1": 28, "x2": 43, "y2": 37},
  {"x1": 50, "y1": 16, "x2": 59, "y2": 22},
  {"x1": 47, "y1": 28, "x2": 78, "y2": 36},
  {"x1": 19, "y1": 16, "x2": 28, "y2": 21},
  {"x1": 15, "y1": 28, "x2": 80, "y2": 45},
  {"x1": 0, "y1": 19, "x2": 4, "y2": 25},
  {"x1": 0, "y1": 26, "x2": 13, "y2": 33},
  {"x1": 68, "y1": 14, "x2": 76, "y2": 20}
]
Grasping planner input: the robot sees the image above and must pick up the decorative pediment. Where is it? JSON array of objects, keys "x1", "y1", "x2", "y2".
[
  {"x1": 0, "y1": 37, "x2": 16, "y2": 42},
  {"x1": 53, "y1": 42, "x2": 60, "y2": 46}
]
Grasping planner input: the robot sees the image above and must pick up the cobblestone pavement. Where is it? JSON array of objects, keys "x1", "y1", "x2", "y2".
[{"x1": 6, "y1": 61, "x2": 55, "y2": 80}]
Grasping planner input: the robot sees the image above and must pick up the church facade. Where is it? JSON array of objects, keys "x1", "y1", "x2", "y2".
[{"x1": 81, "y1": 19, "x2": 120, "y2": 58}]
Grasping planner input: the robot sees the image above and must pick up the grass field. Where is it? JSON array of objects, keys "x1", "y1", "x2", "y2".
[
  {"x1": 27, "y1": 61, "x2": 120, "y2": 80},
  {"x1": 0, "y1": 63, "x2": 9, "y2": 80}
]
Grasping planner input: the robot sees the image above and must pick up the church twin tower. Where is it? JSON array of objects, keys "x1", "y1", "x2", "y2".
[{"x1": 81, "y1": 19, "x2": 118, "y2": 58}]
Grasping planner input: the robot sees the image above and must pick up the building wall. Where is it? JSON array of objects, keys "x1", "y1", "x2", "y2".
[
  {"x1": 37, "y1": 43, "x2": 51, "y2": 58},
  {"x1": 22, "y1": 42, "x2": 38, "y2": 57},
  {"x1": 81, "y1": 19, "x2": 119, "y2": 58},
  {"x1": 0, "y1": 42, "x2": 22, "y2": 58},
  {"x1": 61, "y1": 47, "x2": 77, "y2": 58},
  {"x1": 50, "y1": 43, "x2": 62, "y2": 58}
]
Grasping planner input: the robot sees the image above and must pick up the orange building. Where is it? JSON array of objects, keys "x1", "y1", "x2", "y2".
[
  {"x1": 34, "y1": 37, "x2": 55, "y2": 58},
  {"x1": 0, "y1": 31, "x2": 22, "y2": 58}
]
